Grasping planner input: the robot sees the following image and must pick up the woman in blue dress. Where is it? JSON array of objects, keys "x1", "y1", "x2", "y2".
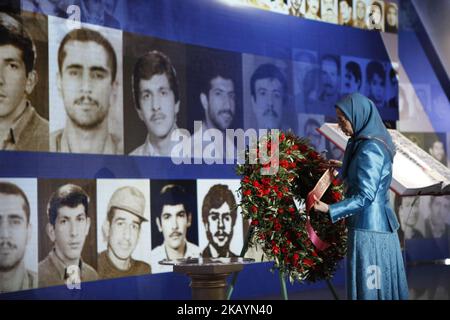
[{"x1": 313, "y1": 93, "x2": 409, "y2": 300}]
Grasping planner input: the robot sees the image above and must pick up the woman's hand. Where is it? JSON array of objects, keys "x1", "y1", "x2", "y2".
[
  {"x1": 319, "y1": 159, "x2": 343, "y2": 169},
  {"x1": 328, "y1": 159, "x2": 343, "y2": 167},
  {"x1": 312, "y1": 195, "x2": 329, "y2": 213}
]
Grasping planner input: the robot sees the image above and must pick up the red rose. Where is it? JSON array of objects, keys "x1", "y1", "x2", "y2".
[
  {"x1": 277, "y1": 192, "x2": 283, "y2": 199},
  {"x1": 253, "y1": 180, "x2": 261, "y2": 188},
  {"x1": 280, "y1": 133, "x2": 285, "y2": 142},
  {"x1": 308, "y1": 151, "x2": 320, "y2": 160},
  {"x1": 243, "y1": 176, "x2": 250, "y2": 184},
  {"x1": 281, "y1": 246, "x2": 288, "y2": 254},
  {"x1": 251, "y1": 219, "x2": 259, "y2": 226},
  {"x1": 331, "y1": 191, "x2": 342, "y2": 202},
  {"x1": 288, "y1": 207, "x2": 295, "y2": 213},
  {"x1": 272, "y1": 245, "x2": 280, "y2": 255},
  {"x1": 292, "y1": 253, "x2": 300, "y2": 266},
  {"x1": 312, "y1": 250, "x2": 318, "y2": 257},
  {"x1": 280, "y1": 159, "x2": 289, "y2": 169},
  {"x1": 299, "y1": 144, "x2": 308, "y2": 153},
  {"x1": 292, "y1": 144, "x2": 299, "y2": 151},
  {"x1": 331, "y1": 178, "x2": 341, "y2": 186},
  {"x1": 277, "y1": 208, "x2": 284, "y2": 214},
  {"x1": 243, "y1": 189, "x2": 251, "y2": 197},
  {"x1": 274, "y1": 221, "x2": 281, "y2": 231},
  {"x1": 251, "y1": 205, "x2": 258, "y2": 213},
  {"x1": 303, "y1": 258, "x2": 314, "y2": 267}
]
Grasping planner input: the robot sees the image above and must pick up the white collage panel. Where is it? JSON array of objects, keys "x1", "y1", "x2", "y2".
[
  {"x1": 48, "y1": 16, "x2": 124, "y2": 153},
  {"x1": 96, "y1": 179, "x2": 151, "y2": 266},
  {"x1": 321, "y1": 0, "x2": 338, "y2": 24},
  {"x1": 196, "y1": 179, "x2": 244, "y2": 257},
  {"x1": 340, "y1": 56, "x2": 368, "y2": 96},
  {"x1": 297, "y1": 113, "x2": 326, "y2": 152},
  {"x1": 0, "y1": 178, "x2": 38, "y2": 278}
]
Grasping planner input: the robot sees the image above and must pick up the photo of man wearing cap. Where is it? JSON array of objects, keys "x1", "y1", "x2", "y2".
[{"x1": 97, "y1": 185, "x2": 151, "y2": 279}]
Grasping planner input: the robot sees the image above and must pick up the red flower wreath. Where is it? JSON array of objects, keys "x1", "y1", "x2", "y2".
[{"x1": 237, "y1": 131, "x2": 347, "y2": 283}]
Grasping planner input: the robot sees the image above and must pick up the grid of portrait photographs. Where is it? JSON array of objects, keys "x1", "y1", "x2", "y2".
[
  {"x1": 235, "y1": 0, "x2": 398, "y2": 33},
  {"x1": 1, "y1": 9, "x2": 399, "y2": 159},
  {"x1": 0, "y1": 177, "x2": 245, "y2": 293}
]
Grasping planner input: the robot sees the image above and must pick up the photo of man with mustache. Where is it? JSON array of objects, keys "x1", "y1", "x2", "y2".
[
  {"x1": 97, "y1": 185, "x2": 151, "y2": 279},
  {"x1": 250, "y1": 63, "x2": 288, "y2": 130},
  {"x1": 129, "y1": 50, "x2": 186, "y2": 157},
  {"x1": 318, "y1": 54, "x2": 341, "y2": 108},
  {"x1": 150, "y1": 183, "x2": 200, "y2": 274},
  {"x1": 50, "y1": 26, "x2": 122, "y2": 154}
]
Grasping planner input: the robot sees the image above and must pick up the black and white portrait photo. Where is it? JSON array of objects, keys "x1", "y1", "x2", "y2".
[
  {"x1": 423, "y1": 133, "x2": 447, "y2": 166},
  {"x1": 387, "y1": 63, "x2": 399, "y2": 109},
  {"x1": 340, "y1": 56, "x2": 367, "y2": 97},
  {"x1": 366, "y1": 0, "x2": 384, "y2": 32},
  {"x1": 352, "y1": 0, "x2": 367, "y2": 29},
  {"x1": 243, "y1": 53, "x2": 297, "y2": 133},
  {"x1": 317, "y1": 54, "x2": 341, "y2": 110},
  {"x1": 96, "y1": 179, "x2": 151, "y2": 279},
  {"x1": 365, "y1": 60, "x2": 387, "y2": 108},
  {"x1": 384, "y1": 1, "x2": 398, "y2": 33},
  {"x1": 304, "y1": 0, "x2": 321, "y2": 20},
  {"x1": 321, "y1": 0, "x2": 338, "y2": 24},
  {"x1": 186, "y1": 45, "x2": 243, "y2": 159},
  {"x1": 37, "y1": 179, "x2": 98, "y2": 288},
  {"x1": 288, "y1": 0, "x2": 306, "y2": 17},
  {"x1": 297, "y1": 113, "x2": 326, "y2": 153},
  {"x1": 292, "y1": 49, "x2": 318, "y2": 114},
  {"x1": 48, "y1": 16, "x2": 124, "y2": 155},
  {"x1": 123, "y1": 33, "x2": 188, "y2": 157},
  {"x1": 0, "y1": 178, "x2": 38, "y2": 293},
  {"x1": 0, "y1": 12, "x2": 49, "y2": 152},
  {"x1": 197, "y1": 180, "x2": 244, "y2": 259},
  {"x1": 338, "y1": 0, "x2": 353, "y2": 26},
  {"x1": 149, "y1": 180, "x2": 200, "y2": 273}
]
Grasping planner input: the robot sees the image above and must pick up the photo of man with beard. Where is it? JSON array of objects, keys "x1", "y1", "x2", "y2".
[
  {"x1": 187, "y1": 46, "x2": 243, "y2": 160},
  {"x1": 49, "y1": 20, "x2": 123, "y2": 154}
]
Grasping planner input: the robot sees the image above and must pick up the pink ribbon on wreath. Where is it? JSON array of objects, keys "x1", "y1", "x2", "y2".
[{"x1": 304, "y1": 169, "x2": 338, "y2": 251}]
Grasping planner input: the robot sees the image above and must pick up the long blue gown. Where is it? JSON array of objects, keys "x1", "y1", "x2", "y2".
[{"x1": 328, "y1": 93, "x2": 409, "y2": 300}]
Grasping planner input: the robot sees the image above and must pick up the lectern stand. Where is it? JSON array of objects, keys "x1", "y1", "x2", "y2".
[{"x1": 161, "y1": 257, "x2": 254, "y2": 300}]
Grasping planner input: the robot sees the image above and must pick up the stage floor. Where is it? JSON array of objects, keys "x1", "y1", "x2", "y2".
[{"x1": 252, "y1": 263, "x2": 450, "y2": 300}]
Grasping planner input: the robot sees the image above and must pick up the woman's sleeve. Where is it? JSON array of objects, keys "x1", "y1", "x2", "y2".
[{"x1": 328, "y1": 141, "x2": 386, "y2": 223}]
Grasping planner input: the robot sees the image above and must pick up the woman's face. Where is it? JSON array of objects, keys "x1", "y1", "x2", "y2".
[{"x1": 336, "y1": 108, "x2": 353, "y2": 136}]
